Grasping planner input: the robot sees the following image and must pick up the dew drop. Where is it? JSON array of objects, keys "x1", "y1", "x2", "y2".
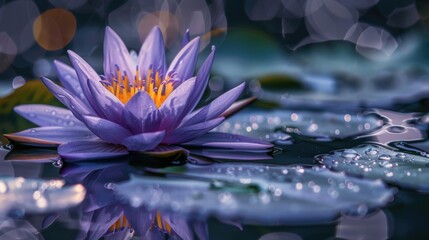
[
  {"x1": 51, "y1": 110, "x2": 57, "y2": 115},
  {"x1": 396, "y1": 153, "x2": 406, "y2": 158},
  {"x1": 226, "y1": 167, "x2": 235, "y2": 175},
  {"x1": 341, "y1": 149, "x2": 361, "y2": 160},
  {"x1": 356, "y1": 204, "x2": 368, "y2": 216},
  {"x1": 52, "y1": 159, "x2": 63, "y2": 168},
  {"x1": 386, "y1": 125, "x2": 406, "y2": 133},
  {"x1": 378, "y1": 161, "x2": 393, "y2": 168},
  {"x1": 258, "y1": 192, "x2": 271, "y2": 204},
  {"x1": 104, "y1": 183, "x2": 116, "y2": 190},
  {"x1": 365, "y1": 148, "x2": 378, "y2": 156},
  {"x1": 0, "y1": 144, "x2": 13, "y2": 150},
  {"x1": 218, "y1": 192, "x2": 233, "y2": 204},
  {"x1": 211, "y1": 180, "x2": 225, "y2": 189},
  {"x1": 378, "y1": 154, "x2": 391, "y2": 161}
]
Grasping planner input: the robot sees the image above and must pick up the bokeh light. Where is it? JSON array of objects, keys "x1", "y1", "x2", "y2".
[
  {"x1": 137, "y1": 11, "x2": 179, "y2": 48},
  {"x1": 0, "y1": 32, "x2": 17, "y2": 73},
  {"x1": 33, "y1": 8, "x2": 76, "y2": 51},
  {"x1": 0, "y1": 0, "x2": 39, "y2": 54}
]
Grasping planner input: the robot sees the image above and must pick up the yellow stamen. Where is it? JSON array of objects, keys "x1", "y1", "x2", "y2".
[
  {"x1": 156, "y1": 212, "x2": 163, "y2": 229},
  {"x1": 154, "y1": 212, "x2": 172, "y2": 234},
  {"x1": 108, "y1": 214, "x2": 131, "y2": 232},
  {"x1": 103, "y1": 67, "x2": 175, "y2": 106}
]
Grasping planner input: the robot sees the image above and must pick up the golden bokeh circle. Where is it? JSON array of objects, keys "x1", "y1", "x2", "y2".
[
  {"x1": 137, "y1": 11, "x2": 179, "y2": 48},
  {"x1": 33, "y1": 8, "x2": 76, "y2": 51}
]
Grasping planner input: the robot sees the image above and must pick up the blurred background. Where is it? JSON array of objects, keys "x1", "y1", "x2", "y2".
[{"x1": 2, "y1": 0, "x2": 429, "y2": 130}]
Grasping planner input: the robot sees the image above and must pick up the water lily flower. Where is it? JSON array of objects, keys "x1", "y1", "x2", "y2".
[{"x1": 4, "y1": 26, "x2": 272, "y2": 161}]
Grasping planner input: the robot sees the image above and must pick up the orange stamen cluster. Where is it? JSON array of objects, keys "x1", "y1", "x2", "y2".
[
  {"x1": 154, "y1": 212, "x2": 172, "y2": 234},
  {"x1": 108, "y1": 214, "x2": 131, "y2": 233},
  {"x1": 108, "y1": 212, "x2": 173, "y2": 236},
  {"x1": 103, "y1": 66, "x2": 176, "y2": 107}
]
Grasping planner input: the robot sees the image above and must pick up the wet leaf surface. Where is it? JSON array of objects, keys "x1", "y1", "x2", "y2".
[
  {"x1": 215, "y1": 109, "x2": 384, "y2": 142},
  {"x1": 114, "y1": 163, "x2": 394, "y2": 225},
  {"x1": 317, "y1": 144, "x2": 429, "y2": 192}
]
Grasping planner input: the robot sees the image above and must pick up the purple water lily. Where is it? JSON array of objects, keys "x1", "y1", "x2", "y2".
[{"x1": 4, "y1": 26, "x2": 272, "y2": 161}]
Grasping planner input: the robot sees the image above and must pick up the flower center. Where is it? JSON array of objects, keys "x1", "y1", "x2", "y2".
[
  {"x1": 108, "y1": 212, "x2": 173, "y2": 235},
  {"x1": 102, "y1": 66, "x2": 176, "y2": 107}
]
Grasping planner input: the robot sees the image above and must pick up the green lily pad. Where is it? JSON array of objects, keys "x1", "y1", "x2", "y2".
[
  {"x1": 317, "y1": 144, "x2": 429, "y2": 192},
  {"x1": 113, "y1": 164, "x2": 394, "y2": 225},
  {"x1": 215, "y1": 110, "x2": 383, "y2": 142}
]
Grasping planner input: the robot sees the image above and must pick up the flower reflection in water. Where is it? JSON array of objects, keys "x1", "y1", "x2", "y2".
[
  {"x1": 4, "y1": 25, "x2": 272, "y2": 162},
  {"x1": 61, "y1": 161, "x2": 210, "y2": 240}
]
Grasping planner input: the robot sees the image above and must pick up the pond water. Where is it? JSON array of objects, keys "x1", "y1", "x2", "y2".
[{"x1": 2, "y1": 105, "x2": 429, "y2": 240}]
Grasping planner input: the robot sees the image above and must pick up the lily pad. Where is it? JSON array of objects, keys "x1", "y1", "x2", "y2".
[
  {"x1": 114, "y1": 164, "x2": 394, "y2": 225},
  {"x1": 215, "y1": 110, "x2": 383, "y2": 142},
  {"x1": 0, "y1": 177, "x2": 85, "y2": 218},
  {"x1": 258, "y1": 65, "x2": 429, "y2": 110},
  {"x1": 317, "y1": 144, "x2": 429, "y2": 192}
]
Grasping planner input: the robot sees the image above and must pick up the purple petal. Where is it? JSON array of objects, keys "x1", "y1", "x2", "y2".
[
  {"x1": 167, "y1": 37, "x2": 200, "y2": 82},
  {"x1": 162, "y1": 117, "x2": 224, "y2": 144},
  {"x1": 193, "y1": 221, "x2": 209, "y2": 240},
  {"x1": 14, "y1": 104, "x2": 85, "y2": 128},
  {"x1": 87, "y1": 80, "x2": 124, "y2": 124},
  {"x1": 221, "y1": 97, "x2": 256, "y2": 118},
  {"x1": 82, "y1": 116, "x2": 132, "y2": 144},
  {"x1": 121, "y1": 131, "x2": 165, "y2": 151},
  {"x1": 122, "y1": 207, "x2": 151, "y2": 237},
  {"x1": 182, "y1": 29, "x2": 190, "y2": 46},
  {"x1": 78, "y1": 207, "x2": 123, "y2": 240},
  {"x1": 4, "y1": 126, "x2": 96, "y2": 147},
  {"x1": 41, "y1": 77, "x2": 93, "y2": 122},
  {"x1": 122, "y1": 91, "x2": 160, "y2": 133},
  {"x1": 104, "y1": 27, "x2": 134, "y2": 80},
  {"x1": 159, "y1": 78, "x2": 196, "y2": 132},
  {"x1": 181, "y1": 83, "x2": 245, "y2": 127},
  {"x1": 53, "y1": 60, "x2": 91, "y2": 106},
  {"x1": 58, "y1": 140, "x2": 128, "y2": 161},
  {"x1": 182, "y1": 132, "x2": 274, "y2": 149},
  {"x1": 183, "y1": 46, "x2": 216, "y2": 114},
  {"x1": 67, "y1": 50, "x2": 105, "y2": 115},
  {"x1": 162, "y1": 214, "x2": 193, "y2": 240},
  {"x1": 137, "y1": 26, "x2": 166, "y2": 78}
]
